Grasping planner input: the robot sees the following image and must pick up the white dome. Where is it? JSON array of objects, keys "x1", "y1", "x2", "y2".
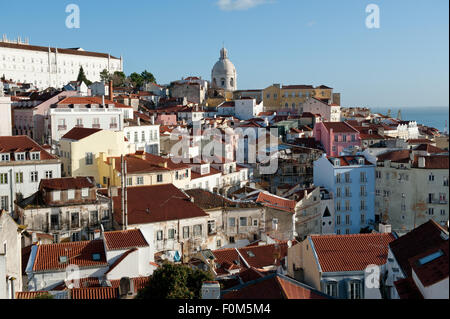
[{"x1": 211, "y1": 47, "x2": 237, "y2": 91}]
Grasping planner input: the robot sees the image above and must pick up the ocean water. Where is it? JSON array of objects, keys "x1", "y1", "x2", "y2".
[{"x1": 369, "y1": 106, "x2": 449, "y2": 133}]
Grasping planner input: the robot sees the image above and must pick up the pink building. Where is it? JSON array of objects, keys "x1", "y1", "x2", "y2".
[
  {"x1": 313, "y1": 122, "x2": 361, "y2": 156},
  {"x1": 12, "y1": 90, "x2": 78, "y2": 144}
]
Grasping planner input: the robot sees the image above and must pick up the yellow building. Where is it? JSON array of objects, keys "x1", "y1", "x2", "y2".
[
  {"x1": 59, "y1": 128, "x2": 134, "y2": 182},
  {"x1": 97, "y1": 152, "x2": 192, "y2": 190},
  {"x1": 262, "y1": 84, "x2": 335, "y2": 112}
]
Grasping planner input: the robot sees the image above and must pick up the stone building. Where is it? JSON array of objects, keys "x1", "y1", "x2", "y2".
[{"x1": 211, "y1": 47, "x2": 237, "y2": 92}]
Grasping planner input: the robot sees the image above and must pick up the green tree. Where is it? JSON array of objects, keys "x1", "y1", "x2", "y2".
[
  {"x1": 100, "y1": 69, "x2": 111, "y2": 83},
  {"x1": 136, "y1": 262, "x2": 214, "y2": 299},
  {"x1": 141, "y1": 70, "x2": 156, "y2": 84},
  {"x1": 129, "y1": 72, "x2": 144, "y2": 88},
  {"x1": 76, "y1": 66, "x2": 92, "y2": 86}
]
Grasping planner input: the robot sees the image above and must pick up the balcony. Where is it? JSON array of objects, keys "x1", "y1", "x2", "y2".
[
  {"x1": 57, "y1": 125, "x2": 67, "y2": 131},
  {"x1": 92, "y1": 124, "x2": 101, "y2": 129},
  {"x1": 110, "y1": 123, "x2": 118, "y2": 129},
  {"x1": 360, "y1": 178, "x2": 368, "y2": 183},
  {"x1": 429, "y1": 199, "x2": 448, "y2": 205},
  {"x1": 344, "y1": 179, "x2": 352, "y2": 184},
  {"x1": 344, "y1": 193, "x2": 352, "y2": 198},
  {"x1": 75, "y1": 124, "x2": 84, "y2": 128},
  {"x1": 360, "y1": 192, "x2": 368, "y2": 197}
]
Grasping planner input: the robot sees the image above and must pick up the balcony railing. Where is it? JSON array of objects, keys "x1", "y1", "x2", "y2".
[
  {"x1": 57, "y1": 125, "x2": 67, "y2": 131},
  {"x1": 92, "y1": 124, "x2": 101, "y2": 128},
  {"x1": 110, "y1": 123, "x2": 118, "y2": 129}
]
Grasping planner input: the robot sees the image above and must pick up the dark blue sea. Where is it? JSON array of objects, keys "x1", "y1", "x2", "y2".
[{"x1": 369, "y1": 106, "x2": 449, "y2": 133}]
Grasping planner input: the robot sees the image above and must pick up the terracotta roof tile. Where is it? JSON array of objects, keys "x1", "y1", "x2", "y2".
[
  {"x1": 102, "y1": 184, "x2": 208, "y2": 226},
  {"x1": 40, "y1": 176, "x2": 96, "y2": 190},
  {"x1": 322, "y1": 122, "x2": 359, "y2": 133},
  {"x1": 33, "y1": 240, "x2": 107, "y2": 272},
  {"x1": 61, "y1": 127, "x2": 102, "y2": 140},
  {"x1": 103, "y1": 229, "x2": 149, "y2": 250},
  {"x1": 256, "y1": 192, "x2": 296, "y2": 213},
  {"x1": 0, "y1": 136, "x2": 57, "y2": 160},
  {"x1": 310, "y1": 233, "x2": 396, "y2": 272},
  {"x1": 71, "y1": 287, "x2": 118, "y2": 299}
]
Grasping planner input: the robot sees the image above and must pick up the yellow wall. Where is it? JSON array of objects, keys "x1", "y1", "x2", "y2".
[{"x1": 61, "y1": 130, "x2": 134, "y2": 183}]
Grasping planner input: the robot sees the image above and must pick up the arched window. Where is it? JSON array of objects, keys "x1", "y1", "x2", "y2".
[
  {"x1": 221, "y1": 78, "x2": 225, "y2": 87},
  {"x1": 230, "y1": 78, "x2": 234, "y2": 87}
]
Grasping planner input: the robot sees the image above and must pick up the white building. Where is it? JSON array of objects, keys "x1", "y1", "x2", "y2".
[
  {"x1": 0, "y1": 210, "x2": 26, "y2": 299},
  {"x1": 47, "y1": 96, "x2": 133, "y2": 145},
  {"x1": 0, "y1": 136, "x2": 61, "y2": 212},
  {"x1": 123, "y1": 119, "x2": 160, "y2": 155},
  {"x1": 211, "y1": 47, "x2": 237, "y2": 92},
  {"x1": 0, "y1": 82, "x2": 12, "y2": 136},
  {"x1": 234, "y1": 98, "x2": 263, "y2": 121},
  {"x1": 0, "y1": 38, "x2": 122, "y2": 90}
]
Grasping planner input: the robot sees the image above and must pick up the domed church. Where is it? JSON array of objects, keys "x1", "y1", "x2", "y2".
[{"x1": 211, "y1": 47, "x2": 237, "y2": 92}]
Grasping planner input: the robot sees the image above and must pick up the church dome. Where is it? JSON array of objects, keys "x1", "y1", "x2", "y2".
[{"x1": 211, "y1": 47, "x2": 237, "y2": 91}]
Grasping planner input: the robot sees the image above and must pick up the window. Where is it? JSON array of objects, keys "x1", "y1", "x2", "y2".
[
  {"x1": 67, "y1": 189, "x2": 75, "y2": 199},
  {"x1": 31, "y1": 152, "x2": 40, "y2": 160},
  {"x1": 336, "y1": 215, "x2": 341, "y2": 225},
  {"x1": 141, "y1": 131, "x2": 146, "y2": 142},
  {"x1": 208, "y1": 220, "x2": 216, "y2": 234},
  {"x1": 360, "y1": 185, "x2": 367, "y2": 197},
  {"x1": 336, "y1": 201, "x2": 341, "y2": 212},
  {"x1": 81, "y1": 188, "x2": 89, "y2": 197},
  {"x1": 376, "y1": 171, "x2": 381, "y2": 179},
  {"x1": 229, "y1": 236, "x2": 235, "y2": 244},
  {"x1": 360, "y1": 172, "x2": 367, "y2": 183},
  {"x1": 157, "y1": 174, "x2": 163, "y2": 183},
  {"x1": 0, "y1": 173, "x2": 8, "y2": 184},
  {"x1": 71, "y1": 212, "x2": 79, "y2": 227},
  {"x1": 428, "y1": 208, "x2": 434, "y2": 215},
  {"x1": 0, "y1": 196, "x2": 8, "y2": 210},
  {"x1": 183, "y1": 226, "x2": 189, "y2": 239},
  {"x1": 325, "y1": 281, "x2": 338, "y2": 297},
  {"x1": 336, "y1": 188, "x2": 341, "y2": 198},
  {"x1": 361, "y1": 214, "x2": 365, "y2": 224},
  {"x1": 240, "y1": 217, "x2": 248, "y2": 227},
  {"x1": 53, "y1": 191, "x2": 61, "y2": 201},
  {"x1": 272, "y1": 218, "x2": 278, "y2": 230},
  {"x1": 345, "y1": 215, "x2": 351, "y2": 225},
  {"x1": 345, "y1": 173, "x2": 351, "y2": 183},
  {"x1": 193, "y1": 224, "x2": 202, "y2": 237},
  {"x1": 216, "y1": 240, "x2": 221, "y2": 248},
  {"x1": 349, "y1": 281, "x2": 362, "y2": 299},
  {"x1": 157, "y1": 230, "x2": 163, "y2": 241},
  {"x1": 229, "y1": 218, "x2": 236, "y2": 227},
  {"x1": 45, "y1": 171, "x2": 53, "y2": 179},
  {"x1": 336, "y1": 173, "x2": 341, "y2": 183},
  {"x1": 441, "y1": 209, "x2": 446, "y2": 216},
  {"x1": 342, "y1": 135, "x2": 347, "y2": 142},
  {"x1": 253, "y1": 219, "x2": 258, "y2": 227},
  {"x1": 127, "y1": 177, "x2": 133, "y2": 186},
  {"x1": 136, "y1": 176, "x2": 144, "y2": 185},
  {"x1": 15, "y1": 172, "x2": 23, "y2": 184},
  {"x1": 134, "y1": 131, "x2": 138, "y2": 142},
  {"x1": 15, "y1": 153, "x2": 25, "y2": 161},
  {"x1": 168, "y1": 229, "x2": 175, "y2": 239},
  {"x1": 85, "y1": 152, "x2": 94, "y2": 165},
  {"x1": 334, "y1": 135, "x2": 338, "y2": 142},
  {"x1": 1, "y1": 154, "x2": 10, "y2": 161},
  {"x1": 30, "y1": 171, "x2": 38, "y2": 183}
]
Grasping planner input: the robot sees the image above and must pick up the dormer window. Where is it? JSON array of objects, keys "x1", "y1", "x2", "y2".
[
  {"x1": 81, "y1": 188, "x2": 89, "y2": 197},
  {"x1": 53, "y1": 191, "x2": 61, "y2": 201},
  {"x1": 15, "y1": 152, "x2": 25, "y2": 161},
  {"x1": 31, "y1": 152, "x2": 40, "y2": 160},
  {"x1": 0, "y1": 153, "x2": 10, "y2": 161},
  {"x1": 67, "y1": 189, "x2": 75, "y2": 200}
]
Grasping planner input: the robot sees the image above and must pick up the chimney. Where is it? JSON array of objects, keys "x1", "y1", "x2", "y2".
[
  {"x1": 151, "y1": 115, "x2": 155, "y2": 125},
  {"x1": 137, "y1": 117, "x2": 141, "y2": 126},
  {"x1": 109, "y1": 80, "x2": 113, "y2": 102},
  {"x1": 379, "y1": 223, "x2": 392, "y2": 234},
  {"x1": 102, "y1": 95, "x2": 105, "y2": 107},
  {"x1": 201, "y1": 281, "x2": 220, "y2": 299},
  {"x1": 418, "y1": 156, "x2": 426, "y2": 168}
]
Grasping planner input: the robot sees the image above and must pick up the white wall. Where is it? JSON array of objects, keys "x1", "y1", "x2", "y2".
[{"x1": 0, "y1": 97, "x2": 12, "y2": 136}]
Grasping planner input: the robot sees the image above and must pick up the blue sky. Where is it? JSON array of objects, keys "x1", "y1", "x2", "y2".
[{"x1": 0, "y1": 0, "x2": 448, "y2": 108}]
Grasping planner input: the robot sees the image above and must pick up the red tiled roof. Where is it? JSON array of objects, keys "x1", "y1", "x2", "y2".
[
  {"x1": 40, "y1": 176, "x2": 95, "y2": 190},
  {"x1": 376, "y1": 150, "x2": 411, "y2": 163},
  {"x1": 409, "y1": 241, "x2": 449, "y2": 287},
  {"x1": 412, "y1": 155, "x2": 449, "y2": 169},
  {"x1": 310, "y1": 233, "x2": 396, "y2": 272},
  {"x1": 223, "y1": 274, "x2": 328, "y2": 299},
  {"x1": 407, "y1": 139, "x2": 434, "y2": 145},
  {"x1": 327, "y1": 156, "x2": 373, "y2": 166},
  {"x1": 413, "y1": 144, "x2": 446, "y2": 154},
  {"x1": 322, "y1": 122, "x2": 359, "y2": 133},
  {"x1": 0, "y1": 136, "x2": 57, "y2": 160},
  {"x1": 61, "y1": 127, "x2": 102, "y2": 140},
  {"x1": 389, "y1": 220, "x2": 448, "y2": 278},
  {"x1": 103, "y1": 229, "x2": 149, "y2": 250},
  {"x1": 57, "y1": 96, "x2": 131, "y2": 108},
  {"x1": 393, "y1": 277, "x2": 423, "y2": 299},
  {"x1": 33, "y1": 240, "x2": 107, "y2": 272},
  {"x1": 71, "y1": 287, "x2": 118, "y2": 299},
  {"x1": 103, "y1": 184, "x2": 208, "y2": 226},
  {"x1": 109, "y1": 276, "x2": 150, "y2": 293},
  {"x1": 256, "y1": 192, "x2": 296, "y2": 213},
  {"x1": 15, "y1": 291, "x2": 54, "y2": 299}
]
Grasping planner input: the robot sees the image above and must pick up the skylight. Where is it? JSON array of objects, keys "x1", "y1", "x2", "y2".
[
  {"x1": 92, "y1": 253, "x2": 101, "y2": 261},
  {"x1": 417, "y1": 250, "x2": 444, "y2": 266},
  {"x1": 59, "y1": 256, "x2": 68, "y2": 263}
]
